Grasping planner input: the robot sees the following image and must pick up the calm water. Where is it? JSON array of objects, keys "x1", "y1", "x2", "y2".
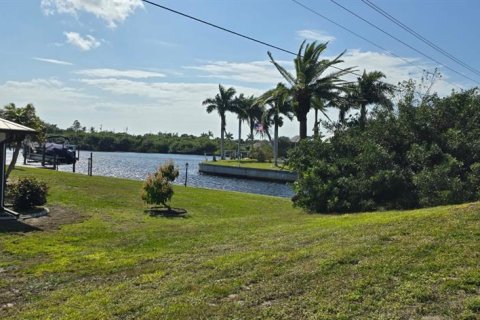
[{"x1": 12, "y1": 150, "x2": 294, "y2": 198}]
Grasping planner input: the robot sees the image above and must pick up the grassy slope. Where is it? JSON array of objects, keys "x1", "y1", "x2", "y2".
[
  {"x1": 0, "y1": 167, "x2": 479, "y2": 319},
  {"x1": 205, "y1": 159, "x2": 291, "y2": 171}
]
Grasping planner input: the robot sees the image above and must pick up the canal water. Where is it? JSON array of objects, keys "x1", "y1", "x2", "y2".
[{"x1": 11, "y1": 151, "x2": 294, "y2": 198}]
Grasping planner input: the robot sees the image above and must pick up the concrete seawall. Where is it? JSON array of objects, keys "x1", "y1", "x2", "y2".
[{"x1": 198, "y1": 163, "x2": 298, "y2": 183}]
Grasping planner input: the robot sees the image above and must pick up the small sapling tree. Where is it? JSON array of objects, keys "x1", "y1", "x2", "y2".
[{"x1": 142, "y1": 161, "x2": 179, "y2": 210}]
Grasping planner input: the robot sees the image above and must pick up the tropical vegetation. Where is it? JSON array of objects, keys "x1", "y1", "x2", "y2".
[{"x1": 289, "y1": 81, "x2": 480, "y2": 213}]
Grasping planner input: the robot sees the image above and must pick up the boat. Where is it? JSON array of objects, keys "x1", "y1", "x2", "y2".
[{"x1": 23, "y1": 136, "x2": 78, "y2": 166}]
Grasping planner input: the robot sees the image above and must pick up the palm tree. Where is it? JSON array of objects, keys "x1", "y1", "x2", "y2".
[
  {"x1": 354, "y1": 70, "x2": 395, "y2": 130},
  {"x1": 0, "y1": 103, "x2": 43, "y2": 179},
  {"x1": 203, "y1": 84, "x2": 236, "y2": 160},
  {"x1": 268, "y1": 41, "x2": 354, "y2": 140},
  {"x1": 231, "y1": 94, "x2": 253, "y2": 159},
  {"x1": 311, "y1": 96, "x2": 334, "y2": 138},
  {"x1": 258, "y1": 83, "x2": 294, "y2": 166}
]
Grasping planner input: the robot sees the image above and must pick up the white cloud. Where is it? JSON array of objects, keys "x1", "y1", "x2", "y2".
[
  {"x1": 184, "y1": 60, "x2": 292, "y2": 84},
  {"x1": 75, "y1": 68, "x2": 165, "y2": 79},
  {"x1": 338, "y1": 49, "x2": 463, "y2": 95},
  {"x1": 297, "y1": 29, "x2": 335, "y2": 42},
  {"x1": 33, "y1": 57, "x2": 73, "y2": 66},
  {"x1": 0, "y1": 78, "x2": 96, "y2": 126},
  {"x1": 78, "y1": 78, "x2": 264, "y2": 101},
  {"x1": 41, "y1": 0, "x2": 143, "y2": 28},
  {"x1": 64, "y1": 32, "x2": 101, "y2": 51}
]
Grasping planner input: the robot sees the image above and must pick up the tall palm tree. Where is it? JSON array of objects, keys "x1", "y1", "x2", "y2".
[
  {"x1": 203, "y1": 84, "x2": 236, "y2": 160},
  {"x1": 258, "y1": 83, "x2": 294, "y2": 166},
  {"x1": 268, "y1": 41, "x2": 354, "y2": 140},
  {"x1": 247, "y1": 102, "x2": 264, "y2": 147},
  {"x1": 325, "y1": 87, "x2": 355, "y2": 126},
  {"x1": 354, "y1": 70, "x2": 395, "y2": 130},
  {"x1": 231, "y1": 93, "x2": 253, "y2": 159}
]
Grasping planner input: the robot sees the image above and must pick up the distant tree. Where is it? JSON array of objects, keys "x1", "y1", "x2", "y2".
[
  {"x1": 258, "y1": 83, "x2": 294, "y2": 166},
  {"x1": 203, "y1": 84, "x2": 236, "y2": 159},
  {"x1": 353, "y1": 70, "x2": 395, "y2": 130},
  {"x1": 268, "y1": 41, "x2": 354, "y2": 139},
  {"x1": 70, "y1": 120, "x2": 82, "y2": 132},
  {"x1": 0, "y1": 103, "x2": 43, "y2": 179},
  {"x1": 232, "y1": 94, "x2": 255, "y2": 159}
]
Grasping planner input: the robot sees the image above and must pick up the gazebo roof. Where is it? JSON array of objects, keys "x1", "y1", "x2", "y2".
[{"x1": 0, "y1": 117, "x2": 36, "y2": 134}]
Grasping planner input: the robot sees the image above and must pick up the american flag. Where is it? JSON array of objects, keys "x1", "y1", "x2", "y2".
[{"x1": 254, "y1": 122, "x2": 264, "y2": 133}]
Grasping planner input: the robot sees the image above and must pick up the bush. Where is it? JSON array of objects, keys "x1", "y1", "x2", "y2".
[
  {"x1": 248, "y1": 143, "x2": 273, "y2": 162},
  {"x1": 8, "y1": 177, "x2": 48, "y2": 210},
  {"x1": 141, "y1": 161, "x2": 179, "y2": 209}
]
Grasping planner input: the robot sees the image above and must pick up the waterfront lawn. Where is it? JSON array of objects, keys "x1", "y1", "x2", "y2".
[
  {"x1": 206, "y1": 159, "x2": 291, "y2": 171},
  {"x1": 0, "y1": 167, "x2": 479, "y2": 319}
]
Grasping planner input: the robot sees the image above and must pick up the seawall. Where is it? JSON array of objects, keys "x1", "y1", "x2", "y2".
[{"x1": 198, "y1": 163, "x2": 298, "y2": 183}]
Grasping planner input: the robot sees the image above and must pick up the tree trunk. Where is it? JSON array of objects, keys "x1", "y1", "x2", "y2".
[
  {"x1": 220, "y1": 117, "x2": 225, "y2": 160},
  {"x1": 313, "y1": 108, "x2": 319, "y2": 138},
  {"x1": 298, "y1": 113, "x2": 308, "y2": 140},
  {"x1": 237, "y1": 117, "x2": 241, "y2": 160},
  {"x1": 274, "y1": 122, "x2": 279, "y2": 166},
  {"x1": 360, "y1": 103, "x2": 367, "y2": 130},
  {"x1": 250, "y1": 120, "x2": 255, "y2": 148},
  {"x1": 339, "y1": 109, "x2": 346, "y2": 125},
  {"x1": 6, "y1": 141, "x2": 22, "y2": 180}
]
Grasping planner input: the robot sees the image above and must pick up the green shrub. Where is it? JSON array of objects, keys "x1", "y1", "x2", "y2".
[
  {"x1": 8, "y1": 177, "x2": 48, "y2": 210},
  {"x1": 141, "y1": 161, "x2": 179, "y2": 209},
  {"x1": 248, "y1": 143, "x2": 273, "y2": 162}
]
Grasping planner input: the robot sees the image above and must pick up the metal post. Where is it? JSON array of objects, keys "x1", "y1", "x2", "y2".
[
  {"x1": 41, "y1": 143, "x2": 46, "y2": 167},
  {"x1": 0, "y1": 142, "x2": 5, "y2": 209},
  {"x1": 184, "y1": 162, "x2": 188, "y2": 187},
  {"x1": 88, "y1": 152, "x2": 93, "y2": 176}
]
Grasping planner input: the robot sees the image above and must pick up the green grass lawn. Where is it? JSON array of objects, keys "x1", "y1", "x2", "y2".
[
  {"x1": 0, "y1": 167, "x2": 479, "y2": 319},
  {"x1": 205, "y1": 159, "x2": 291, "y2": 171}
]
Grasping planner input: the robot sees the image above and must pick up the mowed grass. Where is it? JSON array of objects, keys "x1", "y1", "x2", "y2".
[
  {"x1": 0, "y1": 167, "x2": 479, "y2": 319},
  {"x1": 206, "y1": 159, "x2": 291, "y2": 171}
]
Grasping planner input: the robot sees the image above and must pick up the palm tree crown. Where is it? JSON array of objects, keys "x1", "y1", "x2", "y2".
[
  {"x1": 258, "y1": 83, "x2": 294, "y2": 165},
  {"x1": 354, "y1": 70, "x2": 395, "y2": 129},
  {"x1": 268, "y1": 41, "x2": 354, "y2": 139},
  {"x1": 202, "y1": 84, "x2": 236, "y2": 159}
]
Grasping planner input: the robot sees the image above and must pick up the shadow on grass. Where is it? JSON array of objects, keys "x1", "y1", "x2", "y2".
[
  {"x1": 0, "y1": 220, "x2": 41, "y2": 233},
  {"x1": 144, "y1": 207, "x2": 188, "y2": 218}
]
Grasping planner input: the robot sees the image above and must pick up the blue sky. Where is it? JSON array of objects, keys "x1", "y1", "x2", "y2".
[{"x1": 0, "y1": 0, "x2": 479, "y2": 138}]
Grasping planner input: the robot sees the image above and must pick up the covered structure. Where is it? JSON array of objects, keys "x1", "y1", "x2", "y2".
[{"x1": 0, "y1": 118, "x2": 36, "y2": 220}]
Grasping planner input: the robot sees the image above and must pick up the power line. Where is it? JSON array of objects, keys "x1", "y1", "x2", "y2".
[
  {"x1": 329, "y1": 0, "x2": 479, "y2": 85},
  {"x1": 141, "y1": 0, "x2": 297, "y2": 56},
  {"x1": 361, "y1": 0, "x2": 480, "y2": 78},
  {"x1": 141, "y1": 0, "x2": 363, "y2": 78},
  {"x1": 142, "y1": 0, "x2": 460, "y2": 91},
  {"x1": 290, "y1": 0, "x2": 463, "y2": 90}
]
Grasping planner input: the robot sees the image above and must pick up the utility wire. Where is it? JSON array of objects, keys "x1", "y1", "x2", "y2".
[
  {"x1": 290, "y1": 0, "x2": 422, "y2": 73},
  {"x1": 142, "y1": 0, "x2": 460, "y2": 91},
  {"x1": 329, "y1": 0, "x2": 478, "y2": 85},
  {"x1": 361, "y1": 0, "x2": 480, "y2": 78},
  {"x1": 141, "y1": 0, "x2": 364, "y2": 78},
  {"x1": 141, "y1": 0, "x2": 297, "y2": 56},
  {"x1": 290, "y1": 0, "x2": 463, "y2": 90}
]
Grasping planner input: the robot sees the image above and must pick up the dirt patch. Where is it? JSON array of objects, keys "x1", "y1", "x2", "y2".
[{"x1": 0, "y1": 205, "x2": 85, "y2": 233}]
